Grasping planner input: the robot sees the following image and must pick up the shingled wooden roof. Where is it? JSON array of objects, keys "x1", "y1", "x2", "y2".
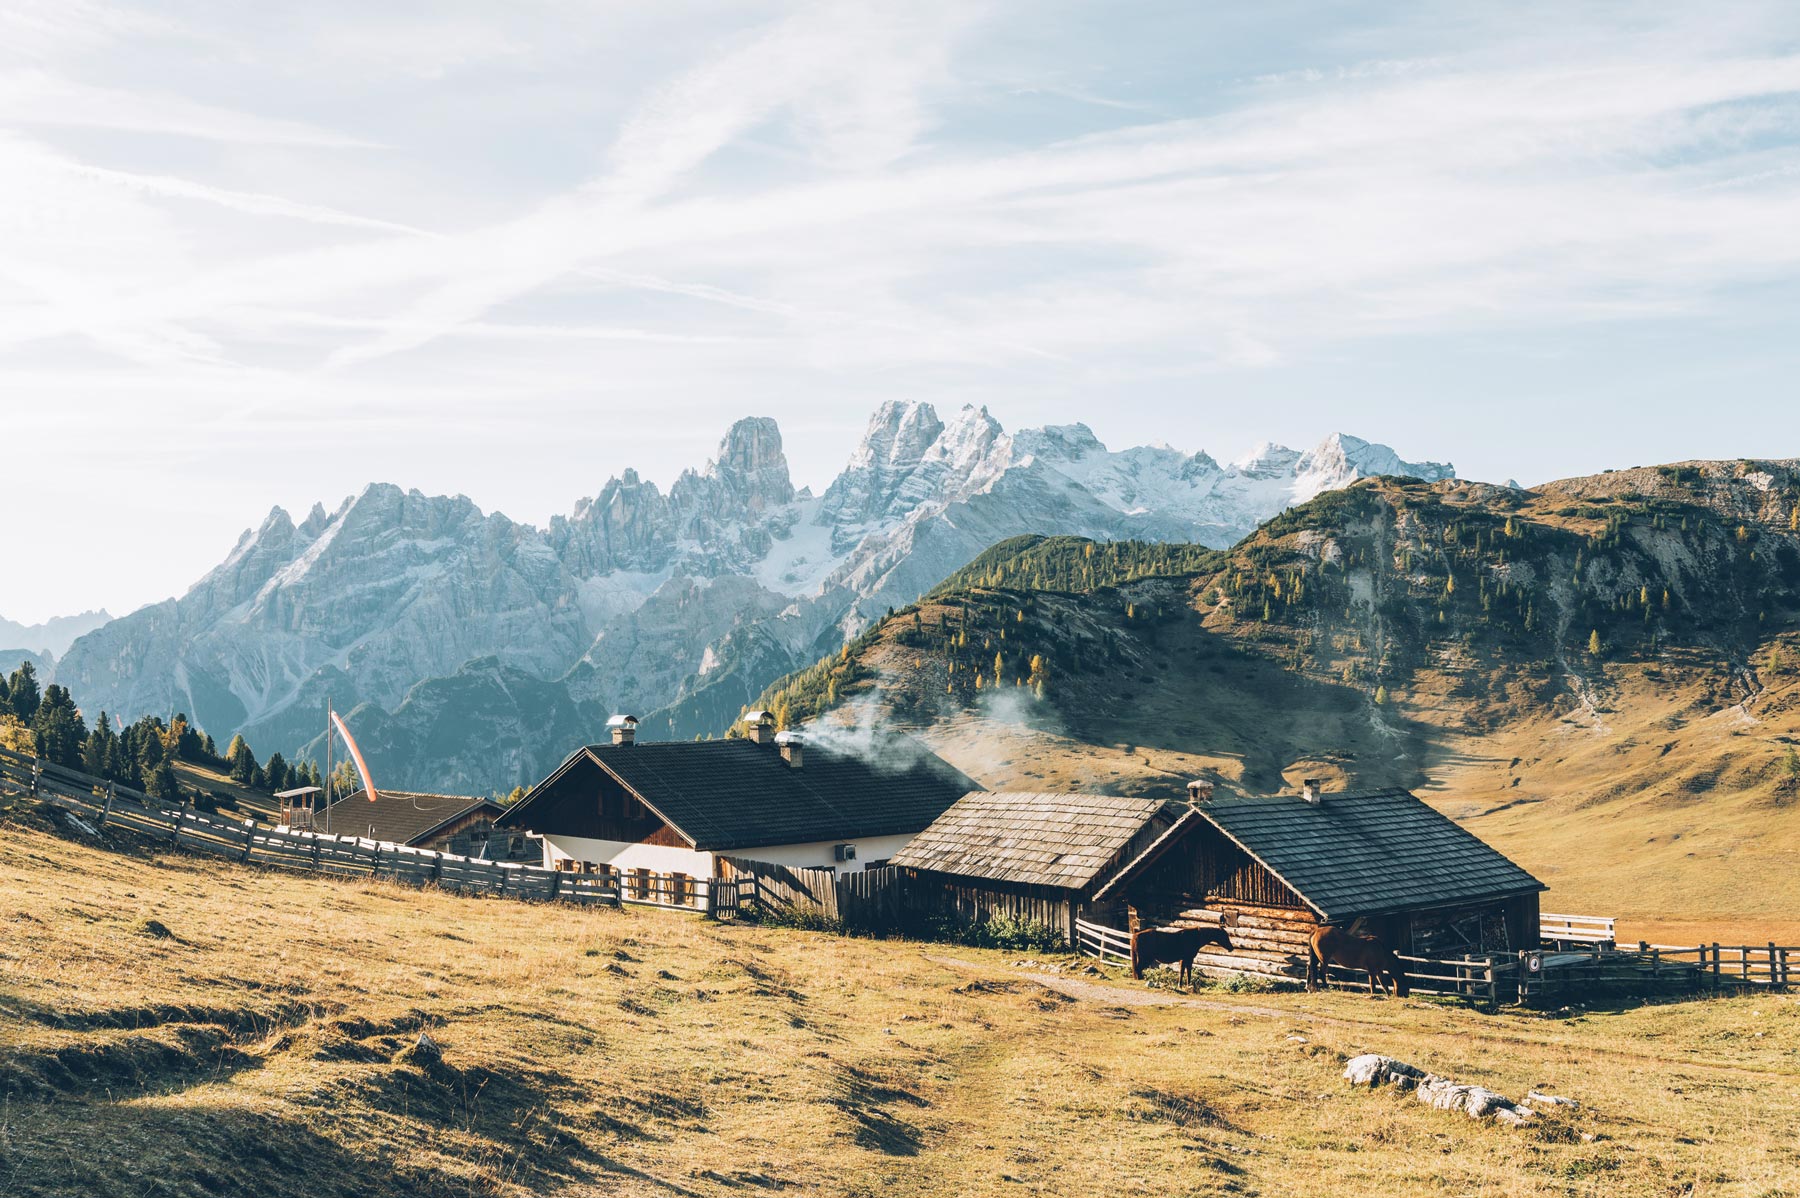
[
  {"x1": 319, "y1": 790, "x2": 502, "y2": 847},
  {"x1": 889, "y1": 792, "x2": 1181, "y2": 892},
  {"x1": 1096, "y1": 788, "x2": 1544, "y2": 920},
  {"x1": 497, "y1": 734, "x2": 978, "y2": 852}
]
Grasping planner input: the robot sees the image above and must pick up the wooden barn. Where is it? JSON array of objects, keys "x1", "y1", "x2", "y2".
[
  {"x1": 886, "y1": 791, "x2": 1186, "y2": 943},
  {"x1": 316, "y1": 789, "x2": 532, "y2": 861},
  {"x1": 1088, "y1": 781, "x2": 1546, "y2": 981}
]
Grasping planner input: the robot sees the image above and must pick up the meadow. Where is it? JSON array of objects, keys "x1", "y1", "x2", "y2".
[{"x1": 2, "y1": 803, "x2": 1796, "y2": 1197}]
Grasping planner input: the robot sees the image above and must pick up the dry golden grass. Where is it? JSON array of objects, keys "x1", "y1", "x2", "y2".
[{"x1": 2, "y1": 805, "x2": 1797, "y2": 1198}]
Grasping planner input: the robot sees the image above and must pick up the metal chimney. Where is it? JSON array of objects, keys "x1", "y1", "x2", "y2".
[
  {"x1": 607, "y1": 714, "x2": 639, "y2": 746},
  {"x1": 742, "y1": 710, "x2": 776, "y2": 745},
  {"x1": 1186, "y1": 779, "x2": 1214, "y2": 804},
  {"x1": 1301, "y1": 778, "x2": 1322, "y2": 804}
]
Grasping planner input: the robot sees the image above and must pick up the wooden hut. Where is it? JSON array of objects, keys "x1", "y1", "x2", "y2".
[
  {"x1": 318, "y1": 789, "x2": 531, "y2": 860},
  {"x1": 1090, "y1": 783, "x2": 1545, "y2": 981},
  {"x1": 887, "y1": 792, "x2": 1185, "y2": 943}
]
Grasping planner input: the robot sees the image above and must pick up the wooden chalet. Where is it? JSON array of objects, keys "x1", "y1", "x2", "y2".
[
  {"x1": 494, "y1": 713, "x2": 979, "y2": 894},
  {"x1": 886, "y1": 791, "x2": 1184, "y2": 942},
  {"x1": 317, "y1": 789, "x2": 530, "y2": 861},
  {"x1": 1090, "y1": 781, "x2": 1546, "y2": 981}
]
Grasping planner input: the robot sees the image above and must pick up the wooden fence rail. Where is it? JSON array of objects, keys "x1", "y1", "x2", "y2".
[
  {"x1": 0, "y1": 745, "x2": 628, "y2": 910},
  {"x1": 7, "y1": 746, "x2": 1795, "y2": 996},
  {"x1": 1075, "y1": 917, "x2": 1133, "y2": 965}
]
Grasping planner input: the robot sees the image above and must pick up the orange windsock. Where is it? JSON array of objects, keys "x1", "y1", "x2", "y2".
[{"x1": 330, "y1": 710, "x2": 380, "y2": 803}]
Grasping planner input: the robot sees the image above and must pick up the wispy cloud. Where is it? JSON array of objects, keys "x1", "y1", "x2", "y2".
[{"x1": 6, "y1": 1, "x2": 1800, "y2": 621}]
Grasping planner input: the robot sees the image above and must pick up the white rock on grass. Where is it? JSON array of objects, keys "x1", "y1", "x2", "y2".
[
  {"x1": 1528, "y1": 1091, "x2": 1580, "y2": 1109},
  {"x1": 1342, "y1": 1054, "x2": 1430, "y2": 1090},
  {"x1": 1417, "y1": 1080, "x2": 1521, "y2": 1120},
  {"x1": 1347, "y1": 1055, "x2": 1540, "y2": 1125}
]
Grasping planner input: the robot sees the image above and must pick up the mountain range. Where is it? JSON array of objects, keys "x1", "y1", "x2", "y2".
[
  {"x1": 0, "y1": 610, "x2": 112, "y2": 661},
  {"x1": 45, "y1": 403, "x2": 1451, "y2": 793}
]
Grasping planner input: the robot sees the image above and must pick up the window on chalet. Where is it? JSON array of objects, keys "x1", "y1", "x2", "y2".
[
  {"x1": 670, "y1": 872, "x2": 692, "y2": 907},
  {"x1": 630, "y1": 868, "x2": 651, "y2": 900}
]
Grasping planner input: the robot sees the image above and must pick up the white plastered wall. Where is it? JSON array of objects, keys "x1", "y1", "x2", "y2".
[
  {"x1": 542, "y1": 835, "x2": 712, "y2": 877},
  {"x1": 542, "y1": 831, "x2": 918, "y2": 875}
]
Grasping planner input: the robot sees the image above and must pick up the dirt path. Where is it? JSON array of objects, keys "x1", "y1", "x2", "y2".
[{"x1": 918, "y1": 951, "x2": 1395, "y2": 1029}]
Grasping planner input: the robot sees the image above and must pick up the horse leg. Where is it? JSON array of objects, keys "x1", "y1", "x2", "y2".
[
  {"x1": 1305, "y1": 948, "x2": 1318, "y2": 993},
  {"x1": 1367, "y1": 969, "x2": 1378, "y2": 995}
]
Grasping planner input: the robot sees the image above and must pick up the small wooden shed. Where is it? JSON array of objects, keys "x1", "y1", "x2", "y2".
[
  {"x1": 1090, "y1": 786, "x2": 1545, "y2": 981},
  {"x1": 887, "y1": 792, "x2": 1184, "y2": 943},
  {"x1": 318, "y1": 789, "x2": 530, "y2": 860}
]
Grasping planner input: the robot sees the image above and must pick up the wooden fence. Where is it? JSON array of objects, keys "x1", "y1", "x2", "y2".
[
  {"x1": 1075, "y1": 917, "x2": 1133, "y2": 965},
  {"x1": 0, "y1": 747, "x2": 628, "y2": 908}
]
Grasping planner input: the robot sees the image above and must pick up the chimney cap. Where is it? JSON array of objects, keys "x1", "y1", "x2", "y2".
[
  {"x1": 1301, "y1": 778, "x2": 1323, "y2": 803},
  {"x1": 774, "y1": 730, "x2": 803, "y2": 746},
  {"x1": 1186, "y1": 779, "x2": 1215, "y2": 803},
  {"x1": 605, "y1": 714, "x2": 640, "y2": 728},
  {"x1": 742, "y1": 710, "x2": 774, "y2": 726}
]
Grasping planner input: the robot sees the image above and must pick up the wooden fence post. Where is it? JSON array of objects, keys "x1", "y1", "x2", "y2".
[
  {"x1": 432, "y1": 854, "x2": 444, "y2": 885},
  {"x1": 169, "y1": 805, "x2": 181, "y2": 842},
  {"x1": 101, "y1": 783, "x2": 116, "y2": 828},
  {"x1": 370, "y1": 844, "x2": 382, "y2": 877},
  {"x1": 1769, "y1": 942, "x2": 1777, "y2": 986},
  {"x1": 241, "y1": 820, "x2": 256, "y2": 863},
  {"x1": 31, "y1": 758, "x2": 42, "y2": 796}
]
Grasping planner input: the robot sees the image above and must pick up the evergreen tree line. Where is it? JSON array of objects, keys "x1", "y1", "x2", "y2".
[{"x1": 0, "y1": 661, "x2": 321, "y2": 805}]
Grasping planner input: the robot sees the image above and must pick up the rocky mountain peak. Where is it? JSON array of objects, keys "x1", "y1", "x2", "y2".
[
  {"x1": 1011, "y1": 422, "x2": 1106, "y2": 464},
  {"x1": 1297, "y1": 432, "x2": 1454, "y2": 485},
  {"x1": 703, "y1": 416, "x2": 794, "y2": 514}
]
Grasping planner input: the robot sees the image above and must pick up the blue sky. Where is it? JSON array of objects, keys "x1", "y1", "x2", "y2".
[{"x1": 3, "y1": 1, "x2": 1800, "y2": 624}]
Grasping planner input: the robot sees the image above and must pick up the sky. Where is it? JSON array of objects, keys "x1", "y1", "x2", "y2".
[{"x1": 3, "y1": 2, "x2": 1800, "y2": 626}]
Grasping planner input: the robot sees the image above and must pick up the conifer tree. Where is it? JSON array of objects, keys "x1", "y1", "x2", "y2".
[
  {"x1": 5, "y1": 662, "x2": 40, "y2": 724},
  {"x1": 82, "y1": 711, "x2": 113, "y2": 777},
  {"x1": 31, "y1": 684, "x2": 87, "y2": 768},
  {"x1": 227, "y1": 736, "x2": 258, "y2": 787},
  {"x1": 145, "y1": 759, "x2": 183, "y2": 803},
  {"x1": 1588, "y1": 629, "x2": 1602, "y2": 657}
]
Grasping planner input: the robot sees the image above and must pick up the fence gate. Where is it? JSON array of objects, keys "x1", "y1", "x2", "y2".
[
  {"x1": 711, "y1": 878, "x2": 740, "y2": 919},
  {"x1": 1076, "y1": 917, "x2": 1133, "y2": 965}
]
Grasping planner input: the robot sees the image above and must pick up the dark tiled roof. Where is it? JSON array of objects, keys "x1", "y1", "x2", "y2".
[
  {"x1": 890, "y1": 792, "x2": 1181, "y2": 891},
  {"x1": 497, "y1": 735, "x2": 979, "y2": 852},
  {"x1": 317, "y1": 790, "x2": 501, "y2": 847},
  {"x1": 1192, "y1": 789, "x2": 1544, "y2": 921}
]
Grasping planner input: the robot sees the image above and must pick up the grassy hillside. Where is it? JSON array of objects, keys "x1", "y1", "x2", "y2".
[
  {"x1": 3, "y1": 804, "x2": 1797, "y2": 1197},
  {"x1": 746, "y1": 462, "x2": 1800, "y2": 934}
]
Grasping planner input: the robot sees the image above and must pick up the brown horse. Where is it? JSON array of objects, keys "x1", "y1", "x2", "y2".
[
  {"x1": 1306, "y1": 926, "x2": 1409, "y2": 997},
  {"x1": 1131, "y1": 926, "x2": 1232, "y2": 989}
]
